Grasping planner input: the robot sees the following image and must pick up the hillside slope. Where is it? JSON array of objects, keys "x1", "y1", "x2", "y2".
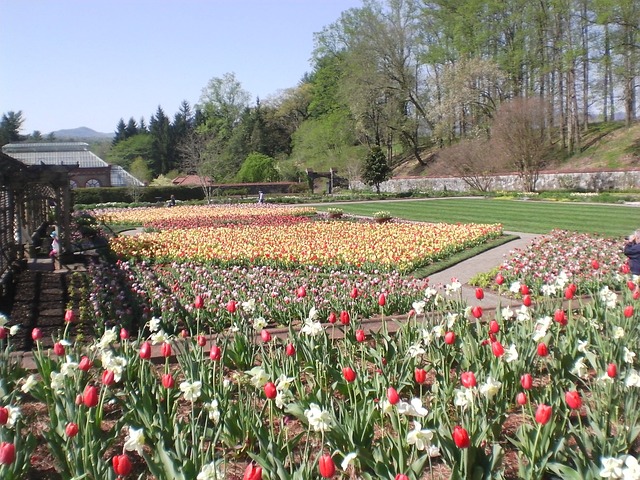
[{"x1": 392, "y1": 121, "x2": 640, "y2": 177}]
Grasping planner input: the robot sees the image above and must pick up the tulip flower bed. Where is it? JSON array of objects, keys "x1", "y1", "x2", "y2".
[
  {"x1": 2, "y1": 274, "x2": 640, "y2": 479},
  {"x1": 492, "y1": 230, "x2": 629, "y2": 295},
  {"x1": 1, "y1": 207, "x2": 639, "y2": 479},
  {"x1": 107, "y1": 205, "x2": 503, "y2": 274}
]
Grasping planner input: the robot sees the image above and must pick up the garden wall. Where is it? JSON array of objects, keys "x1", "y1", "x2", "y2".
[{"x1": 351, "y1": 168, "x2": 640, "y2": 193}]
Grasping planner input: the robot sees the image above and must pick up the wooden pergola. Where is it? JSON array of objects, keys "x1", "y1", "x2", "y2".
[{"x1": 0, "y1": 152, "x2": 73, "y2": 287}]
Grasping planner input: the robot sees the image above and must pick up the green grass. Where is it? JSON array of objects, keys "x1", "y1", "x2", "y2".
[{"x1": 325, "y1": 198, "x2": 639, "y2": 237}]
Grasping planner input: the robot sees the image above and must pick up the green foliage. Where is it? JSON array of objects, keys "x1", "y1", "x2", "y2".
[
  {"x1": 236, "y1": 152, "x2": 280, "y2": 183},
  {"x1": 361, "y1": 146, "x2": 391, "y2": 193},
  {"x1": 108, "y1": 133, "x2": 154, "y2": 170},
  {"x1": 0, "y1": 110, "x2": 25, "y2": 146}
]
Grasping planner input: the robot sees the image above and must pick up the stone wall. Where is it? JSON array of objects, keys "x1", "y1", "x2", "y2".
[{"x1": 350, "y1": 168, "x2": 640, "y2": 193}]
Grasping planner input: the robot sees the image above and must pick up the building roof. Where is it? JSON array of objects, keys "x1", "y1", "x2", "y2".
[{"x1": 2, "y1": 142, "x2": 144, "y2": 187}]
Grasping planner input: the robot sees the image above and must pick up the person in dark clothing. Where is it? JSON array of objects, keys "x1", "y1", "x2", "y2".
[{"x1": 623, "y1": 230, "x2": 640, "y2": 275}]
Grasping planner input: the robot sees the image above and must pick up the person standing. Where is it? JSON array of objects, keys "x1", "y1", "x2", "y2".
[{"x1": 623, "y1": 230, "x2": 640, "y2": 275}]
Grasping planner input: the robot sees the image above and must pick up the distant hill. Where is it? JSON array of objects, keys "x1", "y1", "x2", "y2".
[{"x1": 50, "y1": 127, "x2": 113, "y2": 140}]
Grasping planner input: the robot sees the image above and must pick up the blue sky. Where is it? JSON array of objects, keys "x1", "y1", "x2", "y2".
[{"x1": 0, "y1": 0, "x2": 362, "y2": 135}]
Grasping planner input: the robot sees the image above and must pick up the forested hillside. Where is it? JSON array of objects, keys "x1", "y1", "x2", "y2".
[{"x1": 2, "y1": 0, "x2": 638, "y2": 188}]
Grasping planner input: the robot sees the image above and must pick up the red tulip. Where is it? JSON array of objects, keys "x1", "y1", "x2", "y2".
[
  {"x1": 634, "y1": 289, "x2": 640, "y2": 300},
  {"x1": 285, "y1": 343, "x2": 296, "y2": 356},
  {"x1": 414, "y1": 368, "x2": 427, "y2": 384},
  {"x1": 242, "y1": 463, "x2": 262, "y2": 480},
  {"x1": 537, "y1": 343, "x2": 549, "y2": 357},
  {"x1": 226, "y1": 300, "x2": 237, "y2": 313},
  {"x1": 624, "y1": 305, "x2": 634, "y2": 318},
  {"x1": 340, "y1": 310, "x2": 350, "y2": 325},
  {"x1": 328, "y1": 312, "x2": 337, "y2": 324},
  {"x1": 520, "y1": 284, "x2": 530, "y2": 295},
  {"x1": 350, "y1": 287, "x2": 359, "y2": 299},
  {"x1": 0, "y1": 442, "x2": 16, "y2": 465},
  {"x1": 520, "y1": 373, "x2": 533, "y2": 390},
  {"x1": 475, "y1": 288, "x2": 484, "y2": 300},
  {"x1": 378, "y1": 293, "x2": 386, "y2": 306},
  {"x1": 355, "y1": 329, "x2": 366, "y2": 343},
  {"x1": 102, "y1": 370, "x2": 115, "y2": 386},
  {"x1": 139, "y1": 341, "x2": 151, "y2": 360},
  {"x1": 261, "y1": 330, "x2": 272, "y2": 342},
  {"x1": 161, "y1": 342, "x2": 172, "y2": 358},
  {"x1": 452, "y1": 425, "x2": 470, "y2": 448},
  {"x1": 535, "y1": 404, "x2": 552, "y2": 425},
  {"x1": 591, "y1": 259, "x2": 599, "y2": 269},
  {"x1": 53, "y1": 342, "x2": 65, "y2": 356},
  {"x1": 82, "y1": 385, "x2": 98, "y2": 408},
  {"x1": 395, "y1": 475, "x2": 410, "y2": 480},
  {"x1": 342, "y1": 366, "x2": 357, "y2": 383},
  {"x1": 564, "y1": 287, "x2": 574, "y2": 300},
  {"x1": 319, "y1": 453, "x2": 336, "y2": 478},
  {"x1": 628, "y1": 280, "x2": 636, "y2": 291},
  {"x1": 523, "y1": 294, "x2": 532, "y2": 307},
  {"x1": 120, "y1": 328, "x2": 130, "y2": 340},
  {"x1": 78, "y1": 356, "x2": 93, "y2": 371},
  {"x1": 243, "y1": 463, "x2": 263, "y2": 480},
  {"x1": 161, "y1": 373, "x2": 175, "y2": 389},
  {"x1": 444, "y1": 331, "x2": 456, "y2": 345},
  {"x1": 197, "y1": 335, "x2": 207, "y2": 347},
  {"x1": 565, "y1": 390, "x2": 581, "y2": 410},
  {"x1": 387, "y1": 386, "x2": 400, "y2": 405},
  {"x1": 622, "y1": 263, "x2": 631, "y2": 274},
  {"x1": 607, "y1": 363, "x2": 617, "y2": 378},
  {"x1": 516, "y1": 392, "x2": 528, "y2": 405},
  {"x1": 554, "y1": 309, "x2": 567, "y2": 326},
  {"x1": 64, "y1": 309, "x2": 75, "y2": 323},
  {"x1": 296, "y1": 286, "x2": 306, "y2": 298},
  {"x1": 0, "y1": 407, "x2": 7, "y2": 425},
  {"x1": 194, "y1": 294, "x2": 204, "y2": 309},
  {"x1": 489, "y1": 320, "x2": 500, "y2": 334},
  {"x1": 0, "y1": 328, "x2": 5, "y2": 340},
  {"x1": 65, "y1": 422, "x2": 79, "y2": 437},
  {"x1": 264, "y1": 382, "x2": 277, "y2": 399},
  {"x1": 460, "y1": 371, "x2": 477, "y2": 388},
  {"x1": 209, "y1": 345, "x2": 221, "y2": 361},
  {"x1": 112, "y1": 454, "x2": 132, "y2": 476},
  {"x1": 495, "y1": 273, "x2": 505, "y2": 285},
  {"x1": 471, "y1": 306, "x2": 483, "y2": 319},
  {"x1": 31, "y1": 328, "x2": 42, "y2": 341},
  {"x1": 491, "y1": 340, "x2": 505, "y2": 357}
]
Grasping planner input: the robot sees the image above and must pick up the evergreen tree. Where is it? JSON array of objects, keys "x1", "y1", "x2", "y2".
[
  {"x1": 149, "y1": 106, "x2": 171, "y2": 175},
  {"x1": 0, "y1": 110, "x2": 25, "y2": 146},
  {"x1": 113, "y1": 118, "x2": 127, "y2": 146},
  {"x1": 361, "y1": 146, "x2": 391, "y2": 194},
  {"x1": 125, "y1": 117, "x2": 138, "y2": 138}
]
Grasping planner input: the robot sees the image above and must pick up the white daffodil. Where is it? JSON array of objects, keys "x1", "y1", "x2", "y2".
[
  {"x1": 446, "y1": 312, "x2": 458, "y2": 329},
  {"x1": 341, "y1": 452, "x2": 358, "y2": 470},
  {"x1": 101, "y1": 351, "x2": 127, "y2": 382},
  {"x1": 420, "y1": 328, "x2": 433, "y2": 345},
  {"x1": 516, "y1": 305, "x2": 531, "y2": 322},
  {"x1": 275, "y1": 374, "x2": 295, "y2": 391},
  {"x1": 60, "y1": 360, "x2": 78, "y2": 377},
  {"x1": 275, "y1": 389, "x2": 294, "y2": 410},
  {"x1": 613, "y1": 327, "x2": 625, "y2": 340},
  {"x1": 378, "y1": 399, "x2": 394, "y2": 415},
  {"x1": 623, "y1": 347, "x2": 636, "y2": 364},
  {"x1": 9, "y1": 325, "x2": 19, "y2": 336},
  {"x1": 509, "y1": 281, "x2": 521, "y2": 294},
  {"x1": 501, "y1": 306, "x2": 514, "y2": 321},
  {"x1": 599, "y1": 286, "x2": 618, "y2": 309},
  {"x1": 407, "y1": 343, "x2": 426, "y2": 358},
  {"x1": 124, "y1": 426, "x2": 145, "y2": 455},
  {"x1": 625, "y1": 369, "x2": 640, "y2": 388},
  {"x1": 406, "y1": 421, "x2": 434, "y2": 451},
  {"x1": 412, "y1": 300, "x2": 426, "y2": 315},
  {"x1": 504, "y1": 344, "x2": 519, "y2": 363},
  {"x1": 397, "y1": 398, "x2": 428, "y2": 417},
  {"x1": 304, "y1": 403, "x2": 333, "y2": 432},
  {"x1": 150, "y1": 329, "x2": 168, "y2": 345},
  {"x1": 599, "y1": 456, "x2": 624, "y2": 478},
  {"x1": 95, "y1": 327, "x2": 118, "y2": 351},
  {"x1": 246, "y1": 366, "x2": 269, "y2": 388},
  {"x1": 148, "y1": 316, "x2": 161, "y2": 332},
  {"x1": 0, "y1": 313, "x2": 7, "y2": 327},
  {"x1": 204, "y1": 400, "x2": 221, "y2": 423},
  {"x1": 241, "y1": 298, "x2": 256, "y2": 314},
  {"x1": 571, "y1": 358, "x2": 589, "y2": 379},
  {"x1": 622, "y1": 455, "x2": 640, "y2": 480},
  {"x1": 5, "y1": 405, "x2": 20, "y2": 428},
  {"x1": 179, "y1": 380, "x2": 202, "y2": 402},
  {"x1": 454, "y1": 387, "x2": 474, "y2": 410},
  {"x1": 300, "y1": 318, "x2": 323, "y2": 337},
  {"x1": 424, "y1": 287, "x2": 437, "y2": 300},
  {"x1": 197, "y1": 461, "x2": 225, "y2": 480},
  {"x1": 252, "y1": 316, "x2": 267, "y2": 331},
  {"x1": 479, "y1": 376, "x2": 502, "y2": 399},
  {"x1": 21, "y1": 374, "x2": 37, "y2": 393},
  {"x1": 541, "y1": 284, "x2": 557, "y2": 297},
  {"x1": 307, "y1": 306, "x2": 318, "y2": 321},
  {"x1": 50, "y1": 371, "x2": 65, "y2": 393}
]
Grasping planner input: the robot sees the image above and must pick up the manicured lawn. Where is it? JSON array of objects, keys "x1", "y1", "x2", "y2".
[{"x1": 329, "y1": 198, "x2": 639, "y2": 236}]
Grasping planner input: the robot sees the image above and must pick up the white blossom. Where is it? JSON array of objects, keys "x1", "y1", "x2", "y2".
[
  {"x1": 300, "y1": 318, "x2": 323, "y2": 337},
  {"x1": 124, "y1": 426, "x2": 145, "y2": 455},
  {"x1": 179, "y1": 380, "x2": 202, "y2": 402},
  {"x1": 406, "y1": 421, "x2": 434, "y2": 451},
  {"x1": 623, "y1": 347, "x2": 636, "y2": 364},
  {"x1": 304, "y1": 403, "x2": 333, "y2": 432},
  {"x1": 397, "y1": 398, "x2": 428, "y2": 417},
  {"x1": 599, "y1": 286, "x2": 618, "y2": 309},
  {"x1": 150, "y1": 329, "x2": 168, "y2": 345},
  {"x1": 504, "y1": 344, "x2": 519, "y2": 363},
  {"x1": 341, "y1": 452, "x2": 358, "y2": 470},
  {"x1": 9, "y1": 325, "x2": 19, "y2": 336},
  {"x1": 148, "y1": 316, "x2": 161, "y2": 332},
  {"x1": 479, "y1": 376, "x2": 502, "y2": 399},
  {"x1": 625, "y1": 370, "x2": 640, "y2": 388},
  {"x1": 204, "y1": 400, "x2": 221, "y2": 423},
  {"x1": 412, "y1": 300, "x2": 426, "y2": 315},
  {"x1": 252, "y1": 316, "x2": 267, "y2": 331},
  {"x1": 247, "y1": 366, "x2": 269, "y2": 388},
  {"x1": 95, "y1": 327, "x2": 118, "y2": 351},
  {"x1": 197, "y1": 461, "x2": 224, "y2": 480},
  {"x1": 622, "y1": 455, "x2": 640, "y2": 480},
  {"x1": 571, "y1": 358, "x2": 589, "y2": 379},
  {"x1": 613, "y1": 327, "x2": 625, "y2": 340},
  {"x1": 600, "y1": 456, "x2": 624, "y2": 478},
  {"x1": 501, "y1": 306, "x2": 514, "y2": 321},
  {"x1": 241, "y1": 298, "x2": 256, "y2": 314},
  {"x1": 50, "y1": 371, "x2": 65, "y2": 393},
  {"x1": 509, "y1": 281, "x2": 521, "y2": 294},
  {"x1": 407, "y1": 343, "x2": 426, "y2": 358},
  {"x1": 454, "y1": 387, "x2": 475, "y2": 410},
  {"x1": 21, "y1": 374, "x2": 37, "y2": 393}
]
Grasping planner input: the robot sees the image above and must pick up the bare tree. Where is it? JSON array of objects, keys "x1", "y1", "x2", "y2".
[
  {"x1": 178, "y1": 130, "x2": 219, "y2": 203},
  {"x1": 437, "y1": 137, "x2": 501, "y2": 192},
  {"x1": 490, "y1": 97, "x2": 554, "y2": 192}
]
